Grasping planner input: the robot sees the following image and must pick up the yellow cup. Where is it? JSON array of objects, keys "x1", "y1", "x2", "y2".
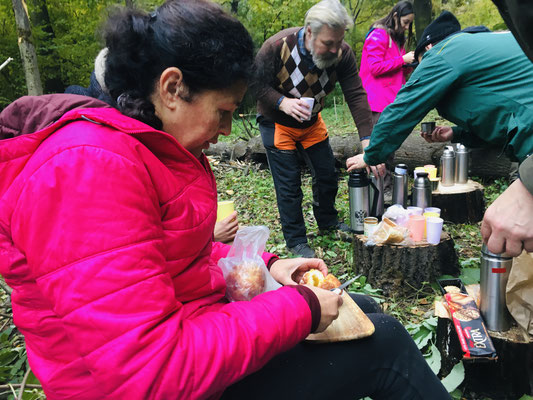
[
  {"x1": 423, "y1": 212, "x2": 440, "y2": 238},
  {"x1": 425, "y1": 167, "x2": 438, "y2": 180},
  {"x1": 217, "y1": 200, "x2": 235, "y2": 222}
]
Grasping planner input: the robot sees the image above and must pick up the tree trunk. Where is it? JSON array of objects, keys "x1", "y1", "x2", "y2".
[
  {"x1": 11, "y1": 0, "x2": 42, "y2": 95},
  {"x1": 432, "y1": 180, "x2": 486, "y2": 224},
  {"x1": 437, "y1": 318, "x2": 533, "y2": 399},
  {"x1": 230, "y1": 0, "x2": 239, "y2": 14},
  {"x1": 352, "y1": 232, "x2": 460, "y2": 297},
  {"x1": 28, "y1": 0, "x2": 63, "y2": 93},
  {"x1": 413, "y1": 0, "x2": 433, "y2": 42}
]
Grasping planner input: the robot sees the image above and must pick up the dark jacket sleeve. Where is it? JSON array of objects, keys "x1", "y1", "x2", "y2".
[
  {"x1": 492, "y1": 0, "x2": 533, "y2": 63},
  {"x1": 337, "y1": 44, "x2": 373, "y2": 139},
  {"x1": 519, "y1": 154, "x2": 533, "y2": 195}
]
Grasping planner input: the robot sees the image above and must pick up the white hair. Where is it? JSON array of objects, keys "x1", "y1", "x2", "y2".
[
  {"x1": 304, "y1": 0, "x2": 353, "y2": 35},
  {"x1": 94, "y1": 48, "x2": 108, "y2": 92}
]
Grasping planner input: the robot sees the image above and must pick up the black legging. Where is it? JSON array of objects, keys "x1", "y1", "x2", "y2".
[{"x1": 222, "y1": 294, "x2": 450, "y2": 400}]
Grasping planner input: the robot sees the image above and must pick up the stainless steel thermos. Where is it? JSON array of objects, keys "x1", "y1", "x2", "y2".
[
  {"x1": 392, "y1": 164, "x2": 408, "y2": 207},
  {"x1": 369, "y1": 172, "x2": 384, "y2": 218},
  {"x1": 480, "y1": 244, "x2": 514, "y2": 331},
  {"x1": 348, "y1": 170, "x2": 378, "y2": 233},
  {"x1": 440, "y1": 146, "x2": 456, "y2": 186},
  {"x1": 455, "y1": 144, "x2": 469, "y2": 184},
  {"x1": 411, "y1": 171, "x2": 432, "y2": 209}
]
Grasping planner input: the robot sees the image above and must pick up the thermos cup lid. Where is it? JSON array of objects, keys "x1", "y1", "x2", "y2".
[
  {"x1": 481, "y1": 243, "x2": 512, "y2": 259},
  {"x1": 442, "y1": 148, "x2": 455, "y2": 157},
  {"x1": 394, "y1": 164, "x2": 408, "y2": 174},
  {"x1": 348, "y1": 169, "x2": 370, "y2": 187},
  {"x1": 456, "y1": 143, "x2": 468, "y2": 152}
]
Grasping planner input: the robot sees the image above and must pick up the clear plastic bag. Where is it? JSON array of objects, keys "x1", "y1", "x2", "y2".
[
  {"x1": 218, "y1": 226, "x2": 281, "y2": 302},
  {"x1": 366, "y1": 217, "x2": 413, "y2": 246},
  {"x1": 383, "y1": 205, "x2": 410, "y2": 227}
]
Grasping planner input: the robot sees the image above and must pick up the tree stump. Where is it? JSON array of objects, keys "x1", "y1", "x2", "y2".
[
  {"x1": 431, "y1": 180, "x2": 485, "y2": 224},
  {"x1": 352, "y1": 232, "x2": 460, "y2": 296},
  {"x1": 437, "y1": 318, "x2": 533, "y2": 399}
]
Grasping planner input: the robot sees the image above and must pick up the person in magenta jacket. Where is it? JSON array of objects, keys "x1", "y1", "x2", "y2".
[
  {"x1": 0, "y1": 1, "x2": 450, "y2": 399},
  {"x1": 360, "y1": 1, "x2": 415, "y2": 118},
  {"x1": 358, "y1": 1, "x2": 415, "y2": 193}
]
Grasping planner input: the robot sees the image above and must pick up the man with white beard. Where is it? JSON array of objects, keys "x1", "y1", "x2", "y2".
[{"x1": 254, "y1": 0, "x2": 377, "y2": 258}]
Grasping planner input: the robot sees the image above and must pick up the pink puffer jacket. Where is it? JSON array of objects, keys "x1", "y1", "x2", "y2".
[
  {"x1": 359, "y1": 28, "x2": 410, "y2": 113},
  {"x1": 0, "y1": 95, "x2": 313, "y2": 399}
]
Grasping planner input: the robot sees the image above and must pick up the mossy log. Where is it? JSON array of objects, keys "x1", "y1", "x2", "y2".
[{"x1": 352, "y1": 232, "x2": 459, "y2": 296}]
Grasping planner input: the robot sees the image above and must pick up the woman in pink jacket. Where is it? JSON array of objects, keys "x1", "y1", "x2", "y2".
[
  {"x1": 0, "y1": 0, "x2": 449, "y2": 399},
  {"x1": 360, "y1": 1, "x2": 415, "y2": 120},
  {"x1": 357, "y1": 1, "x2": 415, "y2": 193}
]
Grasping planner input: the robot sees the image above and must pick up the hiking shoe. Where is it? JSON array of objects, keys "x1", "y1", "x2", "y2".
[{"x1": 289, "y1": 243, "x2": 316, "y2": 258}]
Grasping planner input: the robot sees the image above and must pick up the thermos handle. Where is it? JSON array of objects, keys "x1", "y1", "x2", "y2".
[{"x1": 369, "y1": 179, "x2": 379, "y2": 217}]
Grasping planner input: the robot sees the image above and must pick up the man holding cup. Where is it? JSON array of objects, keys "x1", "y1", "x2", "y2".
[{"x1": 255, "y1": 0, "x2": 377, "y2": 257}]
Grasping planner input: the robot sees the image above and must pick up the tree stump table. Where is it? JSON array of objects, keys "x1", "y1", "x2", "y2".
[
  {"x1": 431, "y1": 180, "x2": 485, "y2": 224},
  {"x1": 437, "y1": 318, "x2": 533, "y2": 399},
  {"x1": 352, "y1": 232, "x2": 460, "y2": 297}
]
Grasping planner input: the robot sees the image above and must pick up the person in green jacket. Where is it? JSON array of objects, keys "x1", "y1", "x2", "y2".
[{"x1": 347, "y1": 10, "x2": 533, "y2": 256}]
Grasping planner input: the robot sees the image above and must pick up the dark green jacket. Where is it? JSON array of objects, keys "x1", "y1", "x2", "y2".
[{"x1": 364, "y1": 31, "x2": 533, "y2": 170}]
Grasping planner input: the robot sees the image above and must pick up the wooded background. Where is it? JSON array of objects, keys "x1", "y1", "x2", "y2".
[{"x1": 0, "y1": 0, "x2": 505, "y2": 110}]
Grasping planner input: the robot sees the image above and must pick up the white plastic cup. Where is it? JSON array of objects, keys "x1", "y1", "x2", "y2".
[
  {"x1": 300, "y1": 97, "x2": 314, "y2": 120},
  {"x1": 426, "y1": 217, "x2": 444, "y2": 244},
  {"x1": 407, "y1": 206, "x2": 423, "y2": 216},
  {"x1": 424, "y1": 207, "x2": 441, "y2": 216}
]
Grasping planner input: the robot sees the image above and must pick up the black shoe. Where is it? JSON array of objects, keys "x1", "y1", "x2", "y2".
[
  {"x1": 336, "y1": 222, "x2": 354, "y2": 233},
  {"x1": 319, "y1": 222, "x2": 354, "y2": 235},
  {"x1": 288, "y1": 243, "x2": 316, "y2": 258}
]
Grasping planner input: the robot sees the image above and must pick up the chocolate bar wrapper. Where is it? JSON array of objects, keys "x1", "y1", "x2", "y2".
[{"x1": 445, "y1": 292, "x2": 498, "y2": 360}]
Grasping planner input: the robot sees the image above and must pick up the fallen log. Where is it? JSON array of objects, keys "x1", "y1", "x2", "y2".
[{"x1": 205, "y1": 132, "x2": 514, "y2": 179}]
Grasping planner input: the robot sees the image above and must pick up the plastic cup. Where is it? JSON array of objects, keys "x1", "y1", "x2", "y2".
[
  {"x1": 407, "y1": 206, "x2": 423, "y2": 216},
  {"x1": 424, "y1": 207, "x2": 441, "y2": 216},
  {"x1": 425, "y1": 167, "x2": 438, "y2": 179},
  {"x1": 414, "y1": 167, "x2": 426, "y2": 179},
  {"x1": 408, "y1": 215, "x2": 425, "y2": 241},
  {"x1": 300, "y1": 97, "x2": 314, "y2": 120},
  {"x1": 217, "y1": 200, "x2": 235, "y2": 222},
  {"x1": 426, "y1": 217, "x2": 444, "y2": 244}
]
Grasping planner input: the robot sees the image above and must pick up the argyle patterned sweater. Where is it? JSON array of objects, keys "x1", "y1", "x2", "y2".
[{"x1": 255, "y1": 27, "x2": 372, "y2": 138}]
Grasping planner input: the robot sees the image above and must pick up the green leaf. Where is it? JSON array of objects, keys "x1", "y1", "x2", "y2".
[
  {"x1": 460, "y1": 268, "x2": 480, "y2": 285},
  {"x1": 441, "y1": 361, "x2": 465, "y2": 393},
  {"x1": 424, "y1": 343, "x2": 441, "y2": 375}
]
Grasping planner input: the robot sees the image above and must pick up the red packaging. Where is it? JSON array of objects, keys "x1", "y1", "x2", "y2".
[{"x1": 445, "y1": 292, "x2": 497, "y2": 360}]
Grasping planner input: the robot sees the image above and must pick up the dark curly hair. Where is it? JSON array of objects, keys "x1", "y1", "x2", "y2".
[
  {"x1": 103, "y1": 0, "x2": 255, "y2": 130},
  {"x1": 371, "y1": 1, "x2": 414, "y2": 49}
]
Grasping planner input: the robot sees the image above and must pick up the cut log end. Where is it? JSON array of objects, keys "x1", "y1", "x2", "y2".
[
  {"x1": 432, "y1": 180, "x2": 485, "y2": 224},
  {"x1": 353, "y1": 232, "x2": 459, "y2": 296}
]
